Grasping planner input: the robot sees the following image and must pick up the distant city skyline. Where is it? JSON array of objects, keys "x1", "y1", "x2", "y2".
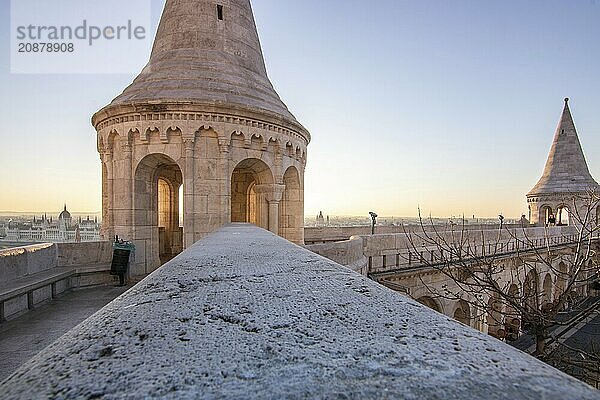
[{"x1": 1, "y1": 1, "x2": 599, "y2": 218}]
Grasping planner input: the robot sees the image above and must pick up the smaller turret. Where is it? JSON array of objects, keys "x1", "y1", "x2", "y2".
[{"x1": 527, "y1": 99, "x2": 599, "y2": 226}]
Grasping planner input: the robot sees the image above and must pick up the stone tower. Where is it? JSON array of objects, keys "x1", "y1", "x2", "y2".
[
  {"x1": 93, "y1": 0, "x2": 310, "y2": 275},
  {"x1": 527, "y1": 99, "x2": 598, "y2": 226}
]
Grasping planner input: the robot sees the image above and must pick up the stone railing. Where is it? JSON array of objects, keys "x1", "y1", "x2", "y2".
[
  {"x1": 0, "y1": 243, "x2": 58, "y2": 282},
  {"x1": 0, "y1": 242, "x2": 116, "y2": 320},
  {"x1": 363, "y1": 226, "x2": 579, "y2": 274},
  {"x1": 304, "y1": 223, "x2": 524, "y2": 244},
  {"x1": 0, "y1": 241, "x2": 115, "y2": 287},
  {"x1": 55, "y1": 241, "x2": 114, "y2": 286},
  {"x1": 1, "y1": 224, "x2": 597, "y2": 398},
  {"x1": 305, "y1": 235, "x2": 367, "y2": 275}
]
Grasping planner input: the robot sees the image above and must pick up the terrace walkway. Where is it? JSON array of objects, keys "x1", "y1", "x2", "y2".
[{"x1": 0, "y1": 285, "x2": 129, "y2": 382}]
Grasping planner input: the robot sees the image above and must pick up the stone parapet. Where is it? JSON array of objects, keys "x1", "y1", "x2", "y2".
[
  {"x1": 306, "y1": 236, "x2": 367, "y2": 275},
  {"x1": 56, "y1": 241, "x2": 115, "y2": 286},
  {"x1": 304, "y1": 223, "x2": 526, "y2": 244},
  {"x1": 0, "y1": 243, "x2": 57, "y2": 282},
  {"x1": 1, "y1": 225, "x2": 597, "y2": 399}
]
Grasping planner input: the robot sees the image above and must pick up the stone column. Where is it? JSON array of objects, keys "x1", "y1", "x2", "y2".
[
  {"x1": 123, "y1": 139, "x2": 133, "y2": 240},
  {"x1": 101, "y1": 151, "x2": 114, "y2": 240},
  {"x1": 218, "y1": 138, "x2": 231, "y2": 227},
  {"x1": 255, "y1": 184, "x2": 285, "y2": 234},
  {"x1": 183, "y1": 138, "x2": 195, "y2": 248}
]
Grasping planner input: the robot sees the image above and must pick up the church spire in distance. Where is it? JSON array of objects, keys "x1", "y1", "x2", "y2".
[{"x1": 528, "y1": 98, "x2": 598, "y2": 195}]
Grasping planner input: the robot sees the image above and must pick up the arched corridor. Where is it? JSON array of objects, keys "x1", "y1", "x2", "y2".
[
  {"x1": 134, "y1": 154, "x2": 183, "y2": 269},
  {"x1": 231, "y1": 158, "x2": 274, "y2": 229}
]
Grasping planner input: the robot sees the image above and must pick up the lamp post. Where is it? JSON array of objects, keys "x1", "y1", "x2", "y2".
[{"x1": 369, "y1": 211, "x2": 378, "y2": 235}]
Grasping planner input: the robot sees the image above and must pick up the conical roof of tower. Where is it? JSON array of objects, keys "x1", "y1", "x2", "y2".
[
  {"x1": 528, "y1": 99, "x2": 598, "y2": 196},
  {"x1": 106, "y1": 0, "x2": 300, "y2": 126}
]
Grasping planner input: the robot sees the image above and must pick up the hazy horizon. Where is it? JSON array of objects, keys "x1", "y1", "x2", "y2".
[{"x1": 1, "y1": 0, "x2": 599, "y2": 218}]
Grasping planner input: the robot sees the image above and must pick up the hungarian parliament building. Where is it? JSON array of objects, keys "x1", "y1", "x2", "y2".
[{"x1": 2, "y1": 205, "x2": 101, "y2": 244}]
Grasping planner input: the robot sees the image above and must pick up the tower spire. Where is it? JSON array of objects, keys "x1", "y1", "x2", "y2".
[
  {"x1": 528, "y1": 98, "x2": 598, "y2": 195},
  {"x1": 108, "y1": 0, "x2": 300, "y2": 125}
]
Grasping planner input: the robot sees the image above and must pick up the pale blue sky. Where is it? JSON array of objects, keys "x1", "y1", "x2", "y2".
[{"x1": 1, "y1": 0, "x2": 599, "y2": 218}]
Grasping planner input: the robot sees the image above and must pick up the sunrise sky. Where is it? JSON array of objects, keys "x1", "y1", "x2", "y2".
[{"x1": 1, "y1": 0, "x2": 599, "y2": 218}]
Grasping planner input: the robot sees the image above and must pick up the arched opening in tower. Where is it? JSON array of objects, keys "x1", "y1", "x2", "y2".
[
  {"x1": 556, "y1": 205, "x2": 570, "y2": 226},
  {"x1": 135, "y1": 154, "x2": 183, "y2": 269},
  {"x1": 540, "y1": 205, "x2": 553, "y2": 226},
  {"x1": 231, "y1": 158, "x2": 274, "y2": 230},
  {"x1": 279, "y1": 166, "x2": 302, "y2": 243}
]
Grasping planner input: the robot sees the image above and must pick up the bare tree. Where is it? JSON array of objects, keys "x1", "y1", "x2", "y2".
[{"x1": 401, "y1": 191, "x2": 600, "y2": 385}]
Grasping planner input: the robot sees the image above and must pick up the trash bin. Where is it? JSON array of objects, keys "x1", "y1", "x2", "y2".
[{"x1": 111, "y1": 239, "x2": 135, "y2": 286}]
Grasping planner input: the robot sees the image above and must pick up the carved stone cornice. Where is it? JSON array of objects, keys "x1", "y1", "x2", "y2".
[{"x1": 92, "y1": 103, "x2": 310, "y2": 146}]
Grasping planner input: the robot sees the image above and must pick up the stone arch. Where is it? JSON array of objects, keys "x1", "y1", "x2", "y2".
[
  {"x1": 97, "y1": 135, "x2": 105, "y2": 153},
  {"x1": 556, "y1": 204, "x2": 570, "y2": 226},
  {"x1": 267, "y1": 138, "x2": 280, "y2": 157},
  {"x1": 285, "y1": 142, "x2": 294, "y2": 157},
  {"x1": 230, "y1": 131, "x2": 246, "y2": 149},
  {"x1": 106, "y1": 129, "x2": 119, "y2": 152},
  {"x1": 134, "y1": 153, "x2": 184, "y2": 270},
  {"x1": 542, "y1": 273, "x2": 553, "y2": 304},
  {"x1": 555, "y1": 261, "x2": 568, "y2": 301},
  {"x1": 487, "y1": 293, "x2": 504, "y2": 339},
  {"x1": 523, "y1": 269, "x2": 539, "y2": 310},
  {"x1": 231, "y1": 158, "x2": 274, "y2": 230},
  {"x1": 126, "y1": 128, "x2": 137, "y2": 145},
  {"x1": 144, "y1": 127, "x2": 160, "y2": 141},
  {"x1": 416, "y1": 296, "x2": 442, "y2": 314},
  {"x1": 250, "y1": 134, "x2": 264, "y2": 151},
  {"x1": 453, "y1": 300, "x2": 471, "y2": 326},
  {"x1": 522, "y1": 269, "x2": 539, "y2": 330},
  {"x1": 539, "y1": 205, "x2": 553, "y2": 225},
  {"x1": 279, "y1": 166, "x2": 303, "y2": 243}
]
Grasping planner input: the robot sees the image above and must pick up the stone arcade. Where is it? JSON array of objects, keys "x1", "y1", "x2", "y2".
[{"x1": 93, "y1": 0, "x2": 310, "y2": 275}]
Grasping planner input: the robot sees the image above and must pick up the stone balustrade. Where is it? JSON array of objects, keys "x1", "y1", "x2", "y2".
[
  {"x1": 1, "y1": 224, "x2": 598, "y2": 398},
  {"x1": 0, "y1": 242, "x2": 116, "y2": 320},
  {"x1": 308, "y1": 225, "x2": 580, "y2": 274},
  {"x1": 305, "y1": 236, "x2": 367, "y2": 275},
  {"x1": 0, "y1": 243, "x2": 57, "y2": 282},
  {"x1": 304, "y1": 223, "x2": 525, "y2": 244}
]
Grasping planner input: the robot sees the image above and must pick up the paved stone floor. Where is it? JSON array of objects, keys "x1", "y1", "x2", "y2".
[{"x1": 0, "y1": 285, "x2": 130, "y2": 382}]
